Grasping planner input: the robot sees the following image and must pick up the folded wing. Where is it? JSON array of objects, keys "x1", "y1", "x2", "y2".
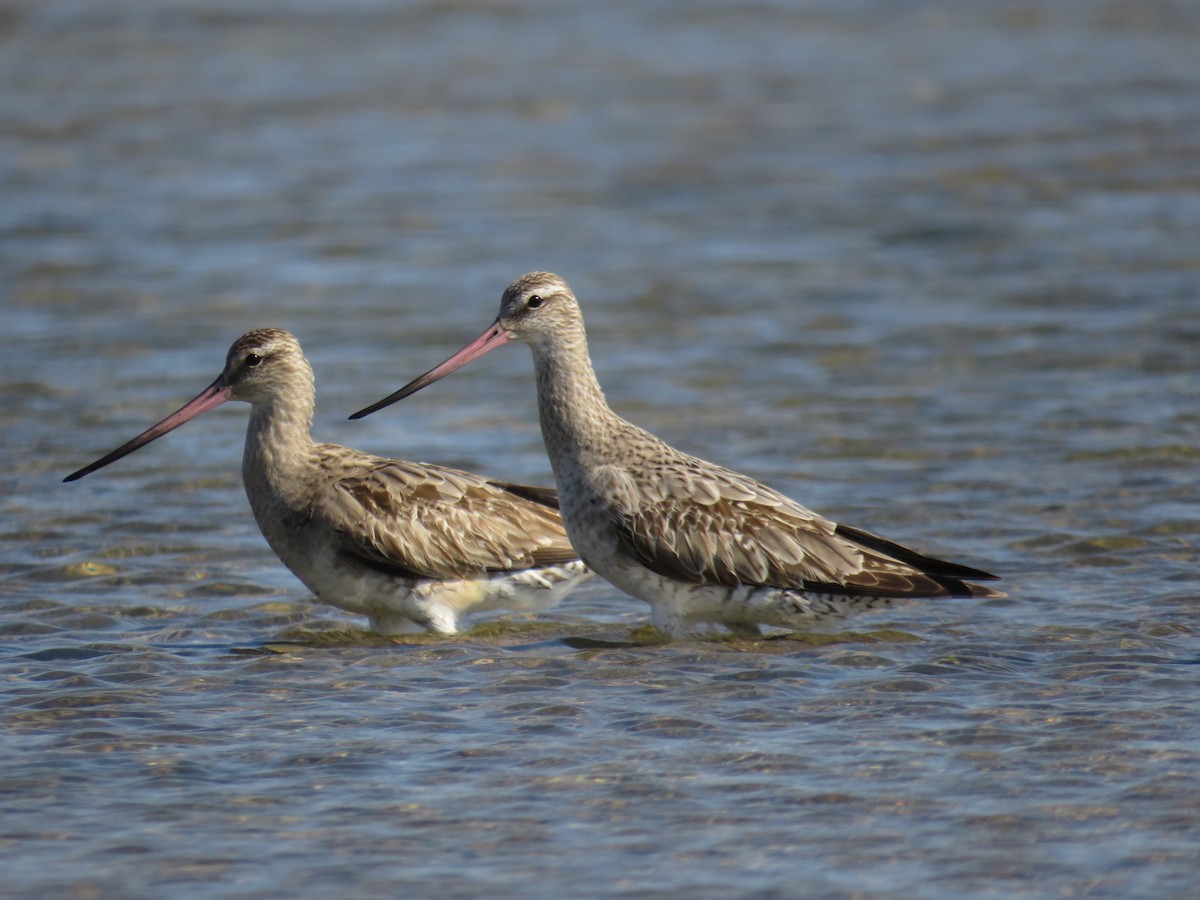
[
  {"x1": 610, "y1": 458, "x2": 1002, "y2": 599},
  {"x1": 317, "y1": 453, "x2": 579, "y2": 580}
]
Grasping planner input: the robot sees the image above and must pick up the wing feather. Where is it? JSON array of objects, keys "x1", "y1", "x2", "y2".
[
  {"x1": 610, "y1": 454, "x2": 1001, "y2": 599},
  {"x1": 313, "y1": 449, "x2": 579, "y2": 580}
]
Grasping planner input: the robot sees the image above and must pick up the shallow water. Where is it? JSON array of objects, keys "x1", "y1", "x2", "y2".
[{"x1": 3, "y1": 0, "x2": 1200, "y2": 896}]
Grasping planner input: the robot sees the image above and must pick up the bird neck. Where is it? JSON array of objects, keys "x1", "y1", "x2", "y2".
[
  {"x1": 242, "y1": 384, "x2": 318, "y2": 502},
  {"x1": 530, "y1": 328, "x2": 617, "y2": 479}
]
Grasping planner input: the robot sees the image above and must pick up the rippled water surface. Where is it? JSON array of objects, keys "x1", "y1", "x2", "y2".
[{"x1": 4, "y1": 1, "x2": 1200, "y2": 896}]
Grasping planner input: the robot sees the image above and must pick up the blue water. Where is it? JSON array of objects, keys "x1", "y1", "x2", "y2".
[{"x1": 3, "y1": 1, "x2": 1200, "y2": 896}]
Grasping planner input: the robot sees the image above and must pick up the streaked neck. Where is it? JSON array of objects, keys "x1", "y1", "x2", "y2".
[
  {"x1": 243, "y1": 385, "x2": 317, "y2": 502},
  {"x1": 530, "y1": 327, "x2": 615, "y2": 479}
]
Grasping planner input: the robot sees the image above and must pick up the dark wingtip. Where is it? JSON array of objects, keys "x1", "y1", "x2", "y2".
[{"x1": 835, "y1": 522, "x2": 1002, "y2": 582}]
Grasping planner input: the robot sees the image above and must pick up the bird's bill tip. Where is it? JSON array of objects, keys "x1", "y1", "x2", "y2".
[
  {"x1": 63, "y1": 378, "x2": 232, "y2": 482},
  {"x1": 350, "y1": 319, "x2": 512, "y2": 420}
]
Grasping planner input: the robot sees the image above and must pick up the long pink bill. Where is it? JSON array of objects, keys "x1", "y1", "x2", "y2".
[
  {"x1": 349, "y1": 319, "x2": 512, "y2": 420},
  {"x1": 64, "y1": 377, "x2": 233, "y2": 482}
]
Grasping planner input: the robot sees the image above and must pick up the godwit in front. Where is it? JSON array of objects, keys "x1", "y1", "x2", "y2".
[
  {"x1": 66, "y1": 328, "x2": 590, "y2": 635},
  {"x1": 352, "y1": 272, "x2": 1003, "y2": 638}
]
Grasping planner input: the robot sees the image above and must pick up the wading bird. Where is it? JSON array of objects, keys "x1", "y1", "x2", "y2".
[
  {"x1": 351, "y1": 273, "x2": 1002, "y2": 637},
  {"x1": 67, "y1": 328, "x2": 590, "y2": 634}
]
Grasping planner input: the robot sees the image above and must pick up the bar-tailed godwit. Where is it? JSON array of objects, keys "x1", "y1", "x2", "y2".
[
  {"x1": 352, "y1": 272, "x2": 1003, "y2": 638},
  {"x1": 66, "y1": 328, "x2": 590, "y2": 634}
]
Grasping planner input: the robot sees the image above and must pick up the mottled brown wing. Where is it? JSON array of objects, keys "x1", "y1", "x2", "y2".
[
  {"x1": 317, "y1": 452, "x2": 579, "y2": 580},
  {"x1": 610, "y1": 458, "x2": 854, "y2": 587},
  {"x1": 612, "y1": 458, "x2": 1000, "y2": 598}
]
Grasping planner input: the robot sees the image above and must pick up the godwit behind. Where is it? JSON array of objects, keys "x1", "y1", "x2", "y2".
[
  {"x1": 66, "y1": 328, "x2": 590, "y2": 635},
  {"x1": 352, "y1": 272, "x2": 1003, "y2": 638}
]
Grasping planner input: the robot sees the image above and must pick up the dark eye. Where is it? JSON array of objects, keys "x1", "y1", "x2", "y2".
[
  {"x1": 244, "y1": 353, "x2": 263, "y2": 367},
  {"x1": 526, "y1": 295, "x2": 544, "y2": 309}
]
